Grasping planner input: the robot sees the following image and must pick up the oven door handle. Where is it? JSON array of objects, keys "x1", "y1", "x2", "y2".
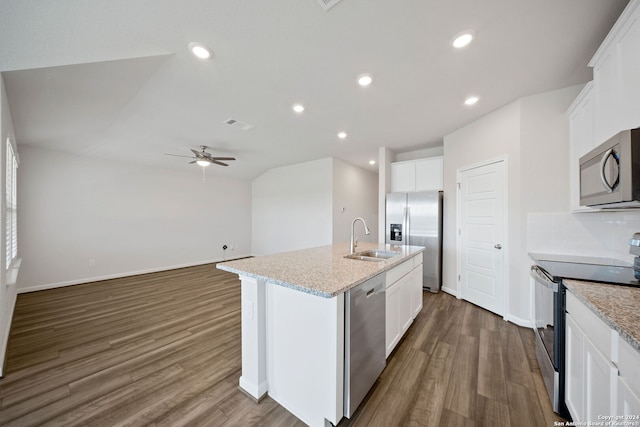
[{"x1": 531, "y1": 265, "x2": 558, "y2": 292}]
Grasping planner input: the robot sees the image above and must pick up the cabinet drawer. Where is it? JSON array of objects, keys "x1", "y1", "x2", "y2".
[
  {"x1": 386, "y1": 259, "x2": 413, "y2": 287},
  {"x1": 619, "y1": 337, "x2": 640, "y2": 395},
  {"x1": 566, "y1": 292, "x2": 613, "y2": 359}
]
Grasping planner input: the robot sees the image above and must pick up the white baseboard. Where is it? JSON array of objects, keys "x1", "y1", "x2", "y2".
[
  {"x1": 441, "y1": 285, "x2": 457, "y2": 297},
  {"x1": 504, "y1": 313, "x2": 533, "y2": 328},
  {"x1": 17, "y1": 253, "x2": 251, "y2": 294}
]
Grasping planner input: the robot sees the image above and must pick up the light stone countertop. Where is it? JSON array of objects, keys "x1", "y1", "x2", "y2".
[
  {"x1": 563, "y1": 279, "x2": 640, "y2": 352},
  {"x1": 216, "y1": 242, "x2": 425, "y2": 298}
]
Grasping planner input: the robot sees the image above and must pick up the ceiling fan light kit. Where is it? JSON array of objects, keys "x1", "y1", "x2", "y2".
[{"x1": 165, "y1": 145, "x2": 236, "y2": 168}]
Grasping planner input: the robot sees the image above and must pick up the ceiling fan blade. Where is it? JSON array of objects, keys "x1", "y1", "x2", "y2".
[
  {"x1": 190, "y1": 149, "x2": 201, "y2": 156},
  {"x1": 211, "y1": 157, "x2": 236, "y2": 161},
  {"x1": 211, "y1": 160, "x2": 229, "y2": 166},
  {"x1": 165, "y1": 153, "x2": 195, "y2": 159},
  {"x1": 189, "y1": 160, "x2": 197, "y2": 164}
]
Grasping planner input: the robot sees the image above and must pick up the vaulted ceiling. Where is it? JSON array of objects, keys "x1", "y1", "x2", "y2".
[{"x1": 0, "y1": 0, "x2": 629, "y2": 179}]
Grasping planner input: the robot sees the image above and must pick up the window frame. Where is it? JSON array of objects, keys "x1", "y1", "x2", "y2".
[{"x1": 6, "y1": 138, "x2": 17, "y2": 270}]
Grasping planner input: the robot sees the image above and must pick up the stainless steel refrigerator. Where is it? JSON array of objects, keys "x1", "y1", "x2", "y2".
[{"x1": 386, "y1": 191, "x2": 443, "y2": 293}]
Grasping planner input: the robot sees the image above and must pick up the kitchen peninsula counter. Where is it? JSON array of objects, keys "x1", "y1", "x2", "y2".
[{"x1": 217, "y1": 242, "x2": 424, "y2": 297}]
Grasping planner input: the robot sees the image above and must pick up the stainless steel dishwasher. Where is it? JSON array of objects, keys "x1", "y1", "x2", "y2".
[{"x1": 344, "y1": 272, "x2": 386, "y2": 418}]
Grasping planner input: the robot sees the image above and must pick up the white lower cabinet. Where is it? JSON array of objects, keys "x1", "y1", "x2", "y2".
[
  {"x1": 618, "y1": 376, "x2": 640, "y2": 415},
  {"x1": 411, "y1": 266, "x2": 423, "y2": 318},
  {"x1": 566, "y1": 291, "x2": 640, "y2": 423},
  {"x1": 584, "y1": 337, "x2": 617, "y2": 422},
  {"x1": 566, "y1": 292, "x2": 617, "y2": 422},
  {"x1": 565, "y1": 313, "x2": 585, "y2": 420},
  {"x1": 385, "y1": 254, "x2": 423, "y2": 358},
  {"x1": 617, "y1": 336, "x2": 640, "y2": 416}
]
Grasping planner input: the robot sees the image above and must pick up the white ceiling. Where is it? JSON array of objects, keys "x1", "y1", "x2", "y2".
[{"x1": 0, "y1": 0, "x2": 629, "y2": 180}]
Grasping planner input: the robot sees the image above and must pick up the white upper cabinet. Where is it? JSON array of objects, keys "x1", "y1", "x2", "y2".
[
  {"x1": 568, "y1": 0, "x2": 640, "y2": 210},
  {"x1": 588, "y1": 0, "x2": 640, "y2": 142},
  {"x1": 592, "y1": 49, "x2": 620, "y2": 144},
  {"x1": 619, "y1": 8, "x2": 640, "y2": 130},
  {"x1": 568, "y1": 83, "x2": 595, "y2": 211},
  {"x1": 391, "y1": 157, "x2": 443, "y2": 193}
]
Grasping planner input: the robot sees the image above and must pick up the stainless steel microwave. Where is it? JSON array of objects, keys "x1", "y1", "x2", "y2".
[{"x1": 579, "y1": 128, "x2": 640, "y2": 208}]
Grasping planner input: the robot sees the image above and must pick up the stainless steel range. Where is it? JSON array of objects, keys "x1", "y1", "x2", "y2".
[{"x1": 529, "y1": 251, "x2": 638, "y2": 420}]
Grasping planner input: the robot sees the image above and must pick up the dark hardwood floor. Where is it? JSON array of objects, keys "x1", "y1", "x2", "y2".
[{"x1": 0, "y1": 264, "x2": 564, "y2": 426}]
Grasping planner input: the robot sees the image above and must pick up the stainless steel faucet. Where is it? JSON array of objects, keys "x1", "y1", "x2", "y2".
[{"x1": 350, "y1": 217, "x2": 371, "y2": 254}]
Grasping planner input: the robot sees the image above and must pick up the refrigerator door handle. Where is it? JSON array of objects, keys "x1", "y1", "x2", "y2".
[{"x1": 404, "y1": 206, "x2": 410, "y2": 246}]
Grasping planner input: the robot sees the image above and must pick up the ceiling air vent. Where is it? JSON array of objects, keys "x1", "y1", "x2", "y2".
[
  {"x1": 223, "y1": 118, "x2": 254, "y2": 131},
  {"x1": 316, "y1": 0, "x2": 344, "y2": 11}
]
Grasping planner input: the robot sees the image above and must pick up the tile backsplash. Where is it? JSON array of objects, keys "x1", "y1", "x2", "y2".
[{"x1": 527, "y1": 211, "x2": 640, "y2": 263}]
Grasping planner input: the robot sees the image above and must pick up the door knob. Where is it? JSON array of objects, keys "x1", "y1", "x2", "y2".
[{"x1": 494, "y1": 244, "x2": 502, "y2": 249}]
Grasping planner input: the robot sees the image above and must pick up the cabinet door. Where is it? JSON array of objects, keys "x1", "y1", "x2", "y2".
[
  {"x1": 565, "y1": 314, "x2": 585, "y2": 422},
  {"x1": 411, "y1": 266, "x2": 423, "y2": 318},
  {"x1": 569, "y1": 83, "x2": 595, "y2": 211},
  {"x1": 391, "y1": 162, "x2": 416, "y2": 193},
  {"x1": 619, "y1": 10, "x2": 640, "y2": 130},
  {"x1": 385, "y1": 279, "x2": 402, "y2": 358},
  {"x1": 584, "y1": 337, "x2": 616, "y2": 420},
  {"x1": 618, "y1": 376, "x2": 640, "y2": 416},
  {"x1": 593, "y1": 49, "x2": 620, "y2": 144},
  {"x1": 398, "y1": 273, "x2": 413, "y2": 334},
  {"x1": 415, "y1": 157, "x2": 443, "y2": 191}
]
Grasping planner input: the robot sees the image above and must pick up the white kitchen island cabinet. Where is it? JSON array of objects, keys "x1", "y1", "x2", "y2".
[{"x1": 218, "y1": 242, "x2": 424, "y2": 427}]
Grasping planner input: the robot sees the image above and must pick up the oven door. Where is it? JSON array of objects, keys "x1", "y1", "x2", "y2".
[{"x1": 531, "y1": 265, "x2": 560, "y2": 412}]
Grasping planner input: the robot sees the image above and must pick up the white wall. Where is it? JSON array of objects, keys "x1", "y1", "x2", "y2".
[
  {"x1": 251, "y1": 157, "x2": 378, "y2": 256},
  {"x1": 377, "y1": 147, "x2": 395, "y2": 244},
  {"x1": 332, "y1": 158, "x2": 378, "y2": 245},
  {"x1": 443, "y1": 85, "x2": 581, "y2": 325},
  {"x1": 395, "y1": 146, "x2": 443, "y2": 162},
  {"x1": 0, "y1": 75, "x2": 18, "y2": 376},
  {"x1": 17, "y1": 146, "x2": 252, "y2": 292},
  {"x1": 443, "y1": 101, "x2": 521, "y2": 301},
  {"x1": 252, "y1": 158, "x2": 333, "y2": 256}
]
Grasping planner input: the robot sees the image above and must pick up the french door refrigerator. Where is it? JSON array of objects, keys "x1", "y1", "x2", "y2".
[{"x1": 386, "y1": 190, "x2": 443, "y2": 293}]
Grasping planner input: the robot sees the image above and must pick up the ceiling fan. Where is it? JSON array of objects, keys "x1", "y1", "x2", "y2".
[{"x1": 165, "y1": 145, "x2": 236, "y2": 167}]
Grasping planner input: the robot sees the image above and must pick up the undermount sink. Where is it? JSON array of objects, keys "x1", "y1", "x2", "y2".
[{"x1": 344, "y1": 250, "x2": 400, "y2": 262}]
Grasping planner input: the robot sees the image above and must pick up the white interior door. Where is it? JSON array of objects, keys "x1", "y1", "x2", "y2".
[{"x1": 457, "y1": 160, "x2": 506, "y2": 316}]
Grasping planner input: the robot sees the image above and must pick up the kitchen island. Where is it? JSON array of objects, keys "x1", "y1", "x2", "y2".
[{"x1": 217, "y1": 242, "x2": 424, "y2": 427}]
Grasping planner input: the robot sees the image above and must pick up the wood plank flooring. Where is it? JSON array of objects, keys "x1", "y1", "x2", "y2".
[{"x1": 0, "y1": 264, "x2": 565, "y2": 426}]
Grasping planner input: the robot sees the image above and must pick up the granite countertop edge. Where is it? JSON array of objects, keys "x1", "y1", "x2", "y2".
[
  {"x1": 217, "y1": 264, "x2": 385, "y2": 298},
  {"x1": 563, "y1": 280, "x2": 640, "y2": 353},
  {"x1": 217, "y1": 243, "x2": 425, "y2": 298}
]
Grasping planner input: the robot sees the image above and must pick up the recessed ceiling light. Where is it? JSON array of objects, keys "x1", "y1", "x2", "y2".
[
  {"x1": 292, "y1": 103, "x2": 305, "y2": 113},
  {"x1": 337, "y1": 131, "x2": 347, "y2": 139},
  {"x1": 464, "y1": 96, "x2": 479, "y2": 106},
  {"x1": 451, "y1": 32, "x2": 474, "y2": 49},
  {"x1": 357, "y1": 74, "x2": 373, "y2": 87},
  {"x1": 188, "y1": 42, "x2": 212, "y2": 60},
  {"x1": 369, "y1": 160, "x2": 376, "y2": 165}
]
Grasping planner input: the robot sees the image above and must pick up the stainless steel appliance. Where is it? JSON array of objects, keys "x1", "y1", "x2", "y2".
[
  {"x1": 579, "y1": 128, "x2": 640, "y2": 208},
  {"x1": 343, "y1": 273, "x2": 386, "y2": 418},
  {"x1": 531, "y1": 265, "x2": 568, "y2": 418},
  {"x1": 386, "y1": 190, "x2": 443, "y2": 292}
]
